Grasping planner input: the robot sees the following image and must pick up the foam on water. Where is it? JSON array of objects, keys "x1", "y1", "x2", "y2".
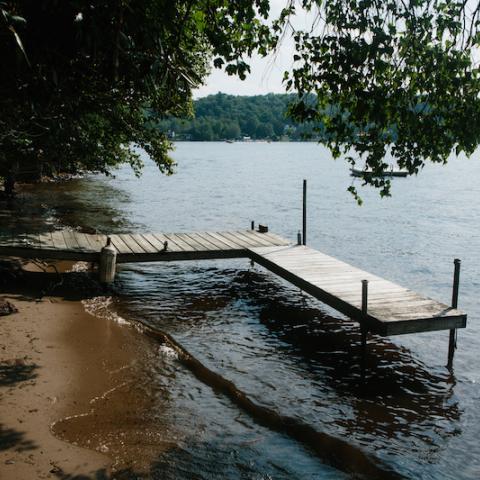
[{"x1": 82, "y1": 296, "x2": 130, "y2": 326}]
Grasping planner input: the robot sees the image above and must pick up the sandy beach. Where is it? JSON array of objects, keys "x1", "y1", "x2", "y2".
[{"x1": 0, "y1": 289, "x2": 168, "y2": 479}]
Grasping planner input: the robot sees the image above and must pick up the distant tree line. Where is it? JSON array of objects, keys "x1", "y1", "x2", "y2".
[{"x1": 155, "y1": 93, "x2": 324, "y2": 141}]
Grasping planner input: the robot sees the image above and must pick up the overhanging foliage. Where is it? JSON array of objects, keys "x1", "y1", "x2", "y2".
[
  {"x1": 2, "y1": 1, "x2": 480, "y2": 201},
  {"x1": 0, "y1": 1, "x2": 271, "y2": 180},
  {"x1": 271, "y1": 0, "x2": 480, "y2": 201}
]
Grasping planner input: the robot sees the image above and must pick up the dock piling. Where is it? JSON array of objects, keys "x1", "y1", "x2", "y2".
[
  {"x1": 362, "y1": 279, "x2": 368, "y2": 316},
  {"x1": 361, "y1": 279, "x2": 369, "y2": 379},
  {"x1": 297, "y1": 231, "x2": 302, "y2": 245},
  {"x1": 99, "y1": 237, "x2": 117, "y2": 284},
  {"x1": 251, "y1": 221, "x2": 255, "y2": 231},
  {"x1": 447, "y1": 259, "x2": 461, "y2": 369},
  {"x1": 302, "y1": 179, "x2": 307, "y2": 246}
]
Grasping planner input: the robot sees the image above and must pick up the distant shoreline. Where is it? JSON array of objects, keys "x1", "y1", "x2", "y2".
[{"x1": 169, "y1": 138, "x2": 320, "y2": 142}]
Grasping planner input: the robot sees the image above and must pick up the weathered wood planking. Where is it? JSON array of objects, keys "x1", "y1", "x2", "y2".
[
  {"x1": 0, "y1": 230, "x2": 290, "y2": 263},
  {"x1": 248, "y1": 245, "x2": 466, "y2": 336},
  {"x1": 0, "y1": 230, "x2": 467, "y2": 337}
]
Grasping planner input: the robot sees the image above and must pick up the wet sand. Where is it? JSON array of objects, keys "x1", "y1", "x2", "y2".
[{"x1": 0, "y1": 293, "x2": 168, "y2": 479}]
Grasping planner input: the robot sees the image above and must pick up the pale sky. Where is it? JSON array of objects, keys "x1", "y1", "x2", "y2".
[
  {"x1": 193, "y1": 1, "x2": 317, "y2": 98},
  {"x1": 193, "y1": 53, "x2": 290, "y2": 98}
]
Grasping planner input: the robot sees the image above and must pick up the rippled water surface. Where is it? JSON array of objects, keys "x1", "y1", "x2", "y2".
[{"x1": 3, "y1": 142, "x2": 480, "y2": 479}]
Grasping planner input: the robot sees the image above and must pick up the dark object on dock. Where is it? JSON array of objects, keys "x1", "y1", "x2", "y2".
[
  {"x1": 0, "y1": 298, "x2": 18, "y2": 316},
  {"x1": 350, "y1": 167, "x2": 408, "y2": 177},
  {"x1": 258, "y1": 224, "x2": 269, "y2": 233}
]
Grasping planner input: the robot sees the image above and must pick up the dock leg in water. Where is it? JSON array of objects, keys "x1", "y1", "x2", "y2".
[
  {"x1": 99, "y1": 237, "x2": 117, "y2": 284},
  {"x1": 447, "y1": 259, "x2": 461, "y2": 369},
  {"x1": 302, "y1": 179, "x2": 307, "y2": 246},
  {"x1": 360, "y1": 328, "x2": 368, "y2": 381},
  {"x1": 360, "y1": 279, "x2": 369, "y2": 380}
]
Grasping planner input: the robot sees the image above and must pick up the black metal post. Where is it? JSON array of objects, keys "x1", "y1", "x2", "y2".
[
  {"x1": 447, "y1": 259, "x2": 461, "y2": 369},
  {"x1": 297, "y1": 231, "x2": 302, "y2": 245},
  {"x1": 361, "y1": 279, "x2": 368, "y2": 380},
  {"x1": 362, "y1": 279, "x2": 368, "y2": 316},
  {"x1": 302, "y1": 179, "x2": 307, "y2": 246},
  {"x1": 251, "y1": 220, "x2": 255, "y2": 231}
]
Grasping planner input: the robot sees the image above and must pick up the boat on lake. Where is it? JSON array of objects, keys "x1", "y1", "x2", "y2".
[{"x1": 350, "y1": 166, "x2": 408, "y2": 177}]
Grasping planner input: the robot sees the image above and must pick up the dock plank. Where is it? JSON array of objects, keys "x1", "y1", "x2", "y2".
[
  {"x1": 140, "y1": 233, "x2": 169, "y2": 252},
  {"x1": 260, "y1": 232, "x2": 292, "y2": 246},
  {"x1": 195, "y1": 232, "x2": 231, "y2": 250},
  {"x1": 238, "y1": 230, "x2": 275, "y2": 247},
  {"x1": 163, "y1": 233, "x2": 195, "y2": 251},
  {"x1": 119, "y1": 234, "x2": 146, "y2": 254},
  {"x1": 230, "y1": 231, "x2": 266, "y2": 248},
  {"x1": 206, "y1": 232, "x2": 243, "y2": 249},
  {"x1": 85, "y1": 234, "x2": 106, "y2": 252},
  {"x1": 184, "y1": 232, "x2": 221, "y2": 250},
  {"x1": 62, "y1": 230, "x2": 81, "y2": 250},
  {"x1": 176, "y1": 233, "x2": 209, "y2": 251},
  {"x1": 130, "y1": 234, "x2": 158, "y2": 253},
  {"x1": 73, "y1": 232, "x2": 93, "y2": 251},
  {"x1": 38, "y1": 232, "x2": 55, "y2": 250},
  {"x1": 219, "y1": 231, "x2": 256, "y2": 248},
  {"x1": 109, "y1": 234, "x2": 133, "y2": 254},
  {"x1": 51, "y1": 231, "x2": 69, "y2": 250}
]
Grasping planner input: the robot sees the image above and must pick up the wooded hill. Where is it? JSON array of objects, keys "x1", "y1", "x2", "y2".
[{"x1": 156, "y1": 93, "x2": 323, "y2": 141}]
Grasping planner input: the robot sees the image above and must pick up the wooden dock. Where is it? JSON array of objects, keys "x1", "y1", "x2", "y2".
[
  {"x1": 0, "y1": 228, "x2": 467, "y2": 367},
  {"x1": 0, "y1": 229, "x2": 466, "y2": 336}
]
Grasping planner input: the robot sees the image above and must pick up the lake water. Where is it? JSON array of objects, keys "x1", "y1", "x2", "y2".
[{"x1": 4, "y1": 142, "x2": 480, "y2": 479}]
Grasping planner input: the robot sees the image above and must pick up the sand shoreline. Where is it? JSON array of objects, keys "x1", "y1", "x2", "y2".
[{"x1": 0, "y1": 291, "x2": 163, "y2": 479}]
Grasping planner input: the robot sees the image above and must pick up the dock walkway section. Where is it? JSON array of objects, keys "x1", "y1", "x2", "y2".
[
  {"x1": 248, "y1": 245, "x2": 466, "y2": 336},
  {"x1": 0, "y1": 230, "x2": 290, "y2": 262}
]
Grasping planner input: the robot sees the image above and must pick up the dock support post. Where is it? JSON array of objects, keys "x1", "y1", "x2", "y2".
[
  {"x1": 99, "y1": 237, "x2": 117, "y2": 284},
  {"x1": 302, "y1": 179, "x2": 307, "y2": 246},
  {"x1": 251, "y1": 220, "x2": 255, "y2": 231},
  {"x1": 360, "y1": 279, "x2": 369, "y2": 380},
  {"x1": 447, "y1": 259, "x2": 461, "y2": 369}
]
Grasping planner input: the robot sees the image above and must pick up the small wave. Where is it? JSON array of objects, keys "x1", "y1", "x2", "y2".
[
  {"x1": 82, "y1": 296, "x2": 130, "y2": 326},
  {"x1": 158, "y1": 344, "x2": 179, "y2": 359},
  {"x1": 69, "y1": 261, "x2": 91, "y2": 273}
]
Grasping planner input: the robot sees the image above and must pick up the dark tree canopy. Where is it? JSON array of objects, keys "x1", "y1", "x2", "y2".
[
  {"x1": 2, "y1": 0, "x2": 480, "y2": 200},
  {"x1": 0, "y1": 0, "x2": 270, "y2": 181}
]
